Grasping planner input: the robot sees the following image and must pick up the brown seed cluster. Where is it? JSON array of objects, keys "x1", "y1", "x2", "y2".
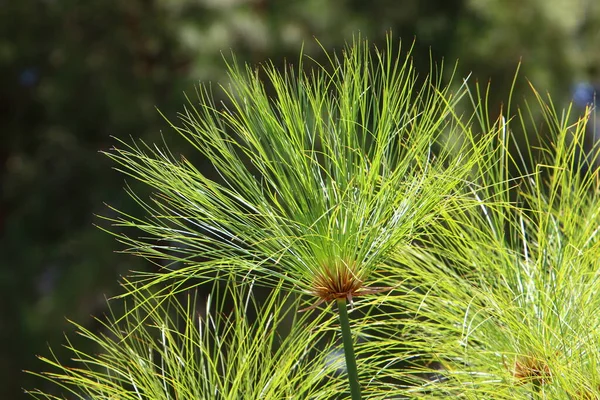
[
  {"x1": 506, "y1": 354, "x2": 551, "y2": 386},
  {"x1": 300, "y1": 259, "x2": 393, "y2": 311},
  {"x1": 310, "y1": 261, "x2": 365, "y2": 303}
]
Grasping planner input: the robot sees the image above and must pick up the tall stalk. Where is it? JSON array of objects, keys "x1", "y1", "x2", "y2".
[{"x1": 337, "y1": 298, "x2": 362, "y2": 400}]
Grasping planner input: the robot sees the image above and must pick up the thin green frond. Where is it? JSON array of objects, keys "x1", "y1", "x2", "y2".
[
  {"x1": 362, "y1": 83, "x2": 600, "y2": 398},
  {"x1": 27, "y1": 279, "x2": 346, "y2": 399},
  {"x1": 102, "y1": 35, "x2": 483, "y2": 308}
]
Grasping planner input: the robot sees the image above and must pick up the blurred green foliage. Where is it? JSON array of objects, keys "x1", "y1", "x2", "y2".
[{"x1": 1, "y1": 0, "x2": 599, "y2": 398}]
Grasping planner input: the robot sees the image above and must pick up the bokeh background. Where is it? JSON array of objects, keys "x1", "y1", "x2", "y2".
[{"x1": 2, "y1": 0, "x2": 600, "y2": 398}]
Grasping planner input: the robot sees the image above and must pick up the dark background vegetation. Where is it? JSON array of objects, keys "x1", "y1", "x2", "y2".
[{"x1": 2, "y1": 0, "x2": 599, "y2": 398}]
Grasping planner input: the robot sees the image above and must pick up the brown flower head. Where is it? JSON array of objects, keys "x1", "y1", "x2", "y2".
[
  {"x1": 505, "y1": 353, "x2": 551, "y2": 386},
  {"x1": 301, "y1": 258, "x2": 393, "y2": 311}
]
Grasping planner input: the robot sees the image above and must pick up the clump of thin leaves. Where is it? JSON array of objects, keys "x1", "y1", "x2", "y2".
[
  {"x1": 360, "y1": 83, "x2": 600, "y2": 398},
  {"x1": 32, "y1": 36, "x2": 600, "y2": 400},
  {"x1": 94, "y1": 36, "x2": 492, "y2": 399},
  {"x1": 27, "y1": 278, "x2": 350, "y2": 399},
  {"x1": 103, "y1": 36, "x2": 481, "y2": 309},
  {"x1": 28, "y1": 36, "x2": 493, "y2": 400}
]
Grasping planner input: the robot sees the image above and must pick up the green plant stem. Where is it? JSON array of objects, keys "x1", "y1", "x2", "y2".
[
  {"x1": 532, "y1": 382, "x2": 542, "y2": 400},
  {"x1": 337, "y1": 298, "x2": 362, "y2": 400}
]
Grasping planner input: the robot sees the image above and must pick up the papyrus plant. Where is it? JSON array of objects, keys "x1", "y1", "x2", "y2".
[
  {"x1": 30, "y1": 36, "x2": 488, "y2": 399},
  {"x1": 27, "y1": 279, "x2": 350, "y2": 399},
  {"x1": 366, "y1": 82, "x2": 600, "y2": 398}
]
